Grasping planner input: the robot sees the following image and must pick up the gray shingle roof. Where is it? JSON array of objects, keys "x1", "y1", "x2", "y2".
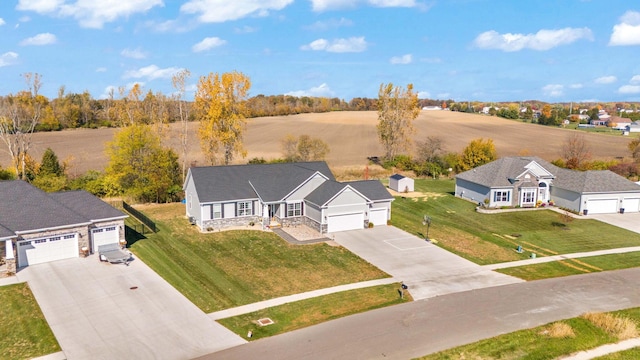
[
  {"x1": 49, "y1": 191, "x2": 127, "y2": 221},
  {"x1": 0, "y1": 180, "x2": 90, "y2": 233},
  {"x1": 305, "y1": 181, "x2": 350, "y2": 206},
  {"x1": 348, "y1": 180, "x2": 395, "y2": 201},
  {"x1": 0, "y1": 224, "x2": 14, "y2": 239},
  {"x1": 390, "y1": 174, "x2": 405, "y2": 180},
  {"x1": 456, "y1": 156, "x2": 640, "y2": 194},
  {"x1": 305, "y1": 180, "x2": 392, "y2": 206},
  {"x1": 189, "y1": 161, "x2": 335, "y2": 203}
]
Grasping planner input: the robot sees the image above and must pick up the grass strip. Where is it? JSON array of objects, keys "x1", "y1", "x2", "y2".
[
  {"x1": 218, "y1": 283, "x2": 411, "y2": 340},
  {"x1": 0, "y1": 283, "x2": 60, "y2": 360}
]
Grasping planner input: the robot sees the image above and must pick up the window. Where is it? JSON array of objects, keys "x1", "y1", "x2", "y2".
[
  {"x1": 93, "y1": 228, "x2": 103, "y2": 233},
  {"x1": 63, "y1": 234, "x2": 75, "y2": 239},
  {"x1": 287, "y1": 202, "x2": 302, "y2": 217},
  {"x1": 237, "y1": 201, "x2": 252, "y2": 216},
  {"x1": 35, "y1": 239, "x2": 46, "y2": 244},
  {"x1": 213, "y1": 204, "x2": 222, "y2": 219},
  {"x1": 522, "y1": 189, "x2": 536, "y2": 204},
  {"x1": 106, "y1": 227, "x2": 116, "y2": 232},
  {"x1": 494, "y1": 191, "x2": 510, "y2": 202},
  {"x1": 49, "y1": 237, "x2": 61, "y2": 242}
]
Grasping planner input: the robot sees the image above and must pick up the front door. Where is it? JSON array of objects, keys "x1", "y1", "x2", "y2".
[{"x1": 268, "y1": 204, "x2": 279, "y2": 219}]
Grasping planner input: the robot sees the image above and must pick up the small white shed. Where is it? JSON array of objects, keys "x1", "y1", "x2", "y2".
[{"x1": 389, "y1": 174, "x2": 414, "y2": 193}]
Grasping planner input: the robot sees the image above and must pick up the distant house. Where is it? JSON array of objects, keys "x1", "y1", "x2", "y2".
[
  {"x1": 625, "y1": 121, "x2": 640, "y2": 134},
  {"x1": 422, "y1": 106, "x2": 442, "y2": 111},
  {"x1": 389, "y1": 174, "x2": 414, "y2": 193},
  {"x1": 184, "y1": 162, "x2": 393, "y2": 233},
  {"x1": 455, "y1": 157, "x2": 640, "y2": 215}
]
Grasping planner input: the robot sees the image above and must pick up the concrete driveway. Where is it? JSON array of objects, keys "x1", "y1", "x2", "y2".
[
  {"x1": 332, "y1": 226, "x2": 523, "y2": 300},
  {"x1": 16, "y1": 256, "x2": 245, "y2": 360},
  {"x1": 590, "y1": 212, "x2": 640, "y2": 234}
]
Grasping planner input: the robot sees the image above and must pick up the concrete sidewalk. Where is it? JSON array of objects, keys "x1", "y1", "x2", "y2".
[
  {"x1": 483, "y1": 246, "x2": 640, "y2": 270},
  {"x1": 208, "y1": 277, "x2": 398, "y2": 320}
]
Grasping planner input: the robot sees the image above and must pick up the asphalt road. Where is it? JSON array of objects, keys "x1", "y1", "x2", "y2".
[{"x1": 202, "y1": 267, "x2": 640, "y2": 360}]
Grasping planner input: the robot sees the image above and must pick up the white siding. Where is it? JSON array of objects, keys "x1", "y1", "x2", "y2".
[
  {"x1": 224, "y1": 203, "x2": 235, "y2": 218},
  {"x1": 286, "y1": 175, "x2": 327, "y2": 201}
]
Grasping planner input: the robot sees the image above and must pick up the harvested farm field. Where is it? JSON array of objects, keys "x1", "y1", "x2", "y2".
[{"x1": 0, "y1": 111, "x2": 631, "y2": 175}]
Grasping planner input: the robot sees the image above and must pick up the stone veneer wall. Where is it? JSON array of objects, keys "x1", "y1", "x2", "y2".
[{"x1": 201, "y1": 216, "x2": 262, "y2": 231}]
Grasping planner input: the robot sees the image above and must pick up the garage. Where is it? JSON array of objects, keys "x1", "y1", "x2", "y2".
[
  {"x1": 586, "y1": 199, "x2": 618, "y2": 214},
  {"x1": 369, "y1": 208, "x2": 388, "y2": 226},
  {"x1": 18, "y1": 233, "x2": 78, "y2": 267},
  {"x1": 91, "y1": 226, "x2": 119, "y2": 253},
  {"x1": 327, "y1": 212, "x2": 364, "y2": 233},
  {"x1": 623, "y1": 198, "x2": 640, "y2": 213}
]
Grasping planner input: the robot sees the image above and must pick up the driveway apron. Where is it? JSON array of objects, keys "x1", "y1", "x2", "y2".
[
  {"x1": 17, "y1": 256, "x2": 245, "y2": 360},
  {"x1": 590, "y1": 212, "x2": 640, "y2": 234},
  {"x1": 331, "y1": 226, "x2": 523, "y2": 300}
]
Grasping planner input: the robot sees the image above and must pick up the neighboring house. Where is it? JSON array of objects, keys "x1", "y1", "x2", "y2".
[
  {"x1": 0, "y1": 180, "x2": 128, "y2": 272},
  {"x1": 389, "y1": 174, "x2": 414, "y2": 193},
  {"x1": 184, "y1": 162, "x2": 394, "y2": 233},
  {"x1": 625, "y1": 121, "x2": 640, "y2": 134},
  {"x1": 422, "y1": 106, "x2": 442, "y2": 111},
  {"x1": 455, "y1": 157, "x2": 640, "y2": 214}
]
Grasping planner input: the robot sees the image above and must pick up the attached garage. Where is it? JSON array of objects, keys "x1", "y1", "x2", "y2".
[
  {"x1": 327, "y1": 212, "x2": 364, "y2": 233},
  {"x1": 91, "y1": 226, "x2": 119, "y2": 253},
  {"x1": 622, "y1": 198, "x2": 640, "y2": 213},
  {"x1": 586, "y1": 199, "x2": 618, "y2": 214},
  {"x1": 17, "y1": 233, "x2": 78, "y2": 267},
  {"x1": 369, "y1": 208, "x2": 388, "y2": 226}
]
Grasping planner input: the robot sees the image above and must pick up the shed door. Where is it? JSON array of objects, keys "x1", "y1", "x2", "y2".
[
  {"x1": 586, "y1": 199, "x2": 618, "y2": 214},
  {"x1": 623, "y1": 198, "x2": 640, "y2": 213},
  {"x1": 92, "y1": 226, "x2": 119, "y2": 253},
  {"x1": 327, "y1": 213, "x2": 364, "y2": 233},
  {"x1": 369, "y1": 208, "x2": 388, "y2": 226},
  {"x1": 17, "y1": 234, "x2": 78, "y2": 267}
]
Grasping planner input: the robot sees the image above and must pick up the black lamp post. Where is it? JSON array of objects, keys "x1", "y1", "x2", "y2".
[{"x1": 422, "y1": 215, "x2": 431, "y2": 241}]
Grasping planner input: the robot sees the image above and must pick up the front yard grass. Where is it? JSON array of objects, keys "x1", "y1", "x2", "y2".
[
  {"x1": 417, "y1": 308, "x2": 640, "y2": 360},
  {"x1": 0, "y1": 283, "x2": 60, "y2": 360},
  {"x1": 128, "y1": 203, "x2": 389, "y2": 313},
  {"x1": 391, "y1": 179, "x2": 640, "y2": 270},
  {"x1": 218, "y1": 283, "x2": 411, "y2": 340}
]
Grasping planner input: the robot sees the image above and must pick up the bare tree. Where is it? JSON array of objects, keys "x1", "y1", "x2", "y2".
[
  {"x1": 376, "y1": 83, "x2": 420, "y2": 160},
  {"x1": 0, "y1": 73, "x2": 43, "y2": 180},
  {"x1": 416, "y1": 136, "x2": 444, "y2": 163},
  {"x1": 562, "y1": 133, "x2": 591, "y2": 169},
  {"x1": 172, "y1": 69, "x2": 191, "y2": 181}
]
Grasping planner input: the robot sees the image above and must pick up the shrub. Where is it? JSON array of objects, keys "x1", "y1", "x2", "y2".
[
  {"x1": 582, "y1": 312, "x2": 639, "y2": 340},
  {"x1": 368, "y1": 222, "x2": 374, "y2": 228},
  {"x1": 540, "y1": 322, "x2": 575, "y2": 338}
]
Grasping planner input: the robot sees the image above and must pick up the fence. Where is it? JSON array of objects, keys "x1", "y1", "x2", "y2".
[{"x1": 122, "y1": 201, "x2": 157, "y2": 233}]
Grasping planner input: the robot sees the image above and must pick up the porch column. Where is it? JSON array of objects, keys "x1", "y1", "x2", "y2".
[{"x1": 5, "y1": 239, "x2": 14, "y2": 260}]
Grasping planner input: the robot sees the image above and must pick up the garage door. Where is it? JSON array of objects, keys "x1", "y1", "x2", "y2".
[
  {"x1": 369, "y1": 208, "x2": 388, "y2": 226},
  {"x1": 18, "y1": 233, "x2": 78, "y2": 267},
  {"x1": 623, "y1": 198, "x2": 640, "y2": 213},
  {"x1": 327, "y1": 213, "x2": 364, "y2": 233},
  {"x1": 587, "y1": 199, "x2": 618, "y2": 214},
  {"x1": 92, "y1": 226, "x2": 119, "y2": 253}
]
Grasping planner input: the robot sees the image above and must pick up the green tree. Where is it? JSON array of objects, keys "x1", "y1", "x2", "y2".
[
  {"x1": 105, "y1": 124, "x2": 181, "y2": 202},
  {"x1": 195, "y1": 71, "x2": 251, "y2": 165},
  {"x1": 460, "y1": 138, "x2": 497, "y2": 170},
  {"x1": 39, "y1": 147, "x2": 63, "y2": 177},
  {"x1": 377, "y1": 83, "x2": 420, "y2": 160}
]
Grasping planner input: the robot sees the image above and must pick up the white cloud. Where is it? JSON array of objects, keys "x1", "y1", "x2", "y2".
[
  {"x1": 390, "y1": 54, "x2": 412, "y2": 64},
  {"x1": 609, "y1": 11, "x2": 640, "y2": 46},
  {"x1": 630, "y1": 75, "x2": 640, "y2": 84},
  {"x1": 285, "y1": 83, "x2": 334, "y2": 97},
  {"x1": 417, "y1": 91, "x2": 430, "y2": 98},
  {"x1": 181, "y1": 0, "x2": 293, "y2": 23},
  {"x1": 310, "y1": 0, "x2": 419, "y2": 12},
  {"x1": 301, "y1": 36, "x2": 367, "y2": 52},
  {"x1": 569, "y1": 83, "x2": 583, "y2": 89},
  {"x1": 17, "y1": 0, "x2": 163, "y2": 28},
  {"x1": 619, "y1": 85, "x2": 640, "y2": 94},
  {"x1": 145, "y1": 19, "x2": 194, "y2": 33},
  {"x1": 594, "y1": 75, "x2": 617, "y2": 84},
  {"x1": 192, "y1": 37, "x2": 227, "y2": 52},
  {"x1": 474, "y1": 27, "x2": 593, "y2": 52},
  {"x1": 0, "y1": 52, "x2": 19, "y2": 67},
  {"x1": 20, "y1": 33, "x2": 57, "y2": 46},
  {"x1": 234, "y1": 25, "x2": 257, "y2": 34},
  {"x1": 121, "y1": 48, "x2": 147, "y2": 59},
  {"x1": 305, "y1": 17, "x2": 353, "y2": 31},
  {"x1": 96, "y1": 67, "x2": 107, "y2": 72},
  {"x1": 542, "y1": 84, "x2": 564, "y2": 97},
  {"x1": 0, "y1": 18, "x2": 5, "y2": 26},
  {"x1": 123, "y1": 65, "x2": 184, "y2": 81}
]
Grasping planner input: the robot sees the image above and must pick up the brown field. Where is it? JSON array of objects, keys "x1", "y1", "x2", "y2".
[{"x1": 0, "y1": 111, "x2": 631, "y2": 176}]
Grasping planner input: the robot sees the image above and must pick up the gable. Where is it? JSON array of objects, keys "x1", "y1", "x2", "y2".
[{"x1": 326, "y1": 187, "x2": 368, "y2": 207}]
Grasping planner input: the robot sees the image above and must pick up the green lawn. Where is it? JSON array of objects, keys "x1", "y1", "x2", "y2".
[
  {"x1": 0, "y1": 283, "x2": 60, "y2": 360},
  {"x1": 391, "y1": 179, "x2": 640, "y2": 266},
  {"x1": 128, "y1": 203, "x2": 389, "y2": 313},
  {"x1": 218, "y1": 283, "x2": 411, "y2": 340},
  {"x1": 417, "y1": 308, "x2": 640, "y2": 360}
]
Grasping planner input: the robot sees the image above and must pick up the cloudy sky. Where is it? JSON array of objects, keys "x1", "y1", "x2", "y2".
[{"x1": 1, "y1": 0, "x2": 639, "y2": 102}]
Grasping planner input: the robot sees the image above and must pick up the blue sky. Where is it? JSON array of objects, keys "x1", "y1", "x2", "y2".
[{"x1": 1, "y1": 0, "x2": 640, "y2": 102}]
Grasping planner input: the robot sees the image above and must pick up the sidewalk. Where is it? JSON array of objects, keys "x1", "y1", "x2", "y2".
[
  {"x1": 561, "y1": 338, "x2": 640, "y2": 359},
  {"x1": 208, "y1": 277, "x2": 398, "y2": 320},
  {"x1": 484, "y1": 246, "x2": 640, "y2": 270}
]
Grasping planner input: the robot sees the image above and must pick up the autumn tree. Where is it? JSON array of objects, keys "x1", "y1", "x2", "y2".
[
  {"x1": 105, "y1": 124, "x2": 181, "y2": 202},
  {"x1": 628, "y1": 136, "x2": 640, "y2": 162},
  {"x1": 281, "y1": 134, "x2": 330, "y2": 162},
  {"x1": 460, "y1": 138, "x2": 497, "y2": 171},
  {"x1": 376, "y1": 83, "x2": 420, "y2": 160},
  {"x1": 172, "y1": 69, "x2": 191, "y2": 180},
  {"x1": 562, "y1": 133, "x2": 591, "y2": 169},
  {"x1": 195, "y1": 71, "x2": 251, "y2": 165},
  {"x1": 0, "y1": 73, "x2": 44, "y2": 180}
]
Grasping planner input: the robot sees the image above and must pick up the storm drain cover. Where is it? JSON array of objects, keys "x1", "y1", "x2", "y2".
[{"x1": 256, "y1": 318, "x2": 274, "y2": 326}]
